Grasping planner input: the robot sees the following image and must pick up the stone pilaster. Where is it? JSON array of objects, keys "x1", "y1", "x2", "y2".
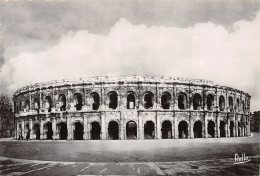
[
  {"x1": 101, "y1": 112, "x2": 106, "y2": 140},
  {"x1": 52, "y1": 117, "x2": 57, "y2": 139},
  {"x1": 174, "y1": 115, "x2": 178, "y2": 139},
  {"x1": 40, "y1": 118, "x2": 44, "y2": 139},
  {"x1": 139, "y1": 114, "x2": 144, "y2": 139},
  {"x1": 156, "y1": 115, "x2": 161, "y2": 139},
  {"x1": 83, "y1": 115, "x2": 88, "y2": 140},
  {"x1": 67, "y1": 115, "x2": 72, "y2": 140},
  {"x1": 216, "y1": 114, "x2": 220, "y2": 138},
  {"x1": 29, "y1": 119, "x2": 33, "y2": 139},
  {"x1": 227, "y1": 117, "x2": 230, "y2": 137},
  {"x1": 21, "y1": 119, "x2": 25, "y2": 139},
  {"x1": 204, "y1": 115, "x2": 208, "y2": 138},
  {"x1": 189, "y1": 116, "x2": 194, "y2": 139},
  {"x1": 235, "y1": 117, "x2": 238, "y2": 137}
]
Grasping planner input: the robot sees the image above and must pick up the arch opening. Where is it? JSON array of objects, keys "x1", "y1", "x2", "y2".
[
  {"x1": 144, "y1": 92, "x2": 154, "y2": 109},
  {"x1": 193, "y1": 120, "x2": 202, "y2": 138},
  {"x1": 108, "y1": 121, "x2": 119, "y2": 140},
  {"x1": 91, "y1": 122, "x2": 101, "y2": 140},
  {"x1": 33, "y1": 123, "x2": 40, "y2": 140},
  {"x1": 207, "y1": 94, "x2": 214, "y2": 111},
  {"x1": 45, "y1": 96, "x2": 52, "y2": 112},
  {"x1": 34, "y1": 98, "x2": 40, "y2": 112},
  {"x1": 161, "y1": 121, "x2": 172, "y2": 139},
  {"x1": 208, "y1": 120, "x2": 215, "y2": 138},
  {"x1": 161, "y1": 92, "x2": 171, "y2": 109},
  {"x1": 178, "y1": 93, "x2": 187, "y2": 110},
  {"x1": 127, "y1": 93, "x2": 135, "y2": 109},
  {"x1": 178, "y1": 120, "x2": 188, "y2": 138},
  {"x1": 74, "y1": 122, "x2": 83, "y2": 140},
  {"x1": 74, "y1": 93, "x2": 83, "y2": 111},
  {"x1": 193, "y1": 94, "x2": 201, "y2": 110},
  {"x1": 91, "y1": 92, "x2": 100, "y2": 110},
  {"x1": 220, "y1": 121, "x2": 226, "y2": 137},
  {"x1": 126, "y1": 121, "x2": 137, "y2": 139},
  {"x1": 219, "y1": 96, "x2": 225, "y2": 111},
  {"x1": 25, "y1": 100, "x2": 30, "y2": 111},
  {"x1": 44, "y1": 122, "x2": 53, "y2": 139},
  {"x1": 230, "y1": 121, "x2": 234, "y2": 137},
  {"x1": 57, "y1": 122, "x2": 67, "y2": 140},
  {"x1": 59, "y1": 94, "x2": 66, "y2": 111},
  {"x1": 108, "y1": 92, "x2": 118, "y2": 109},
  {"x1": 228, "y1": 96, "x2": 233, "y2": 112},
  {"x1": 144, "y1": 121, "x2": 155, "y2": 139},
  {"x1": 238, "y1": 121, "x2": 241, "y2": 137}
]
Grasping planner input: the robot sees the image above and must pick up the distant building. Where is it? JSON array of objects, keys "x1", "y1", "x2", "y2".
[{"x1": 251, "y1": 111, "x2": 260, "y2": 132}]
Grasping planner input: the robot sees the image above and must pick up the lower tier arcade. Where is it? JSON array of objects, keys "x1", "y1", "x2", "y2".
[{"x1": 16, "y1": 110, "x2": 250, "y2": 140}]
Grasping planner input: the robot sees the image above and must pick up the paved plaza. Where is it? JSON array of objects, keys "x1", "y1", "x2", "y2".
[{"x1": 0, "y1": 133, "x2": 259, "y2": 175}]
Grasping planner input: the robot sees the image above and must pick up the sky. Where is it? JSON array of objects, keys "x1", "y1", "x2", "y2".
[{"x1": 0, "y1": 0, "x2": 259, "y2": 111}]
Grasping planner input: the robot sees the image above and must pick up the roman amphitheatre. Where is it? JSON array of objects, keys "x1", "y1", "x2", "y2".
[{"x1": 13, "y1": 76, "x2": 251, "y2": 140}]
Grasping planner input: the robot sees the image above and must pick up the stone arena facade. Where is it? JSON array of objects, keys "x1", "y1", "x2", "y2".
[{"x1": 13, "y1": 76, "x2": 251, "y2": 140}]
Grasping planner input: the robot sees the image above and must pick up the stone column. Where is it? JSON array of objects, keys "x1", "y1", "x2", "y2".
[
  {"x1": 174, "y1": 116, "x2": 178, "y2": 139},
  {"x1": 139, "y1": 114, "x2": 144, "y2": 140},
  {"x1": 171, "y1": 118, "x2": 174, "y2": 139},
  {"x1": 67, "y1": 115, "x2": 72, "y2": 140},
  {"x1": 157, "y1": 115, "x2": 161, "y2": 139},
  {"x1": 204, "y1": 115, "x2": 208, "y2": 138},
  {"x1": 29, "y1": 119, "x2": 33, "y2": 139},
  {"x1": 16, "y1": 120, "x2": 19, "y2": 139},
  {"x1": 40, "y1": 118, "x2": 44, "y2": 139},
  {"x1": 52, "y1": 117, "x2": 57, "y2": 139},
  {"x1": 190, "y1": 117, "x2": 194, "y2": 139},
  {"x1": 39, "y1": 90, "x2": 42, "y2": 111},
  {"x1": 235, "y1": 117, "x2": 238, "y2": 137},
  {"x1": 21, "y1": 119, "x2": 25, "y2": 139},
  {"x1": 247, "y1": 118, "x2": 251, "y2": 136},
  {"x1": 173, "y1": 87, "x2": 178, "y2": 110},
  {"x1": 120, "y1": 118, "x2": 125, "y2": 140},
  {"x1": 29, "y1": 92, "x2": 32, "y2": 110},
  {"x1": 101, "y1": 112, "x2": 106, "y2": 140},
  {"x1": 216, "y1": 115, "x2": 220, "y2": 138},
  {"x1": 83, "y1": 115, "x2": 88, "y2": 140},
  {"x1": 227, "y1": 117, "x2": 230, "y2": 137}
]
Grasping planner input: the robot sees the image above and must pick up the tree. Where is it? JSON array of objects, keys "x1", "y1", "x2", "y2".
[{"x1": 0, "y1": 94, "x2": 14, "y2": 137}]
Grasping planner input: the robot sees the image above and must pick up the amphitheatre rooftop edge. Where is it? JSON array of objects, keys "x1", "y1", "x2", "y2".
[{"x1": 14, "y1": 76, "x2": 250, "y2": 97}]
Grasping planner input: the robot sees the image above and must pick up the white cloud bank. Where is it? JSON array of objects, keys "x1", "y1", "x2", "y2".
[{"x1": 2, "y1": 11, "x2": 260, "y2": 111}]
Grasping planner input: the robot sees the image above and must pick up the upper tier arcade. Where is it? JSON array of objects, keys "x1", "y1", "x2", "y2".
[{"x1": 13, "y1": 76, "x2": 251, "y2": 117}]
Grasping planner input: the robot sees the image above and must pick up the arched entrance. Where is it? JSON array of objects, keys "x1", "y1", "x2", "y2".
[
  {"x1": 44, "y1": 122, "x2": 53, "y2": 139},
  {"x1": 161, "y1": 121, "x2": 172, "y2": 139},
  {"x1": 220, "y1": 121, "x2": 226, "y2": 137},
  {"x1": 193, "y1": 121, "x2": 202, "y2": 138},
  {"x1": 126, "y1": 121, "x2": 137, "y2": 139},
  {"x1": 144, "y1": 121, "x2": 155, "y2": 139},
  {"x1": 230, "y1": 121, "x2": 234, "y2": 137},
  {"x1": 57, "y1": 122, "x2": 67, "y2": 140},
  {"x1": 178, "y1": 120, "x2": 188, "y2": 138},
  {"x1": 91, "y1": 122, "x2": 101, "y2": 140},
  {"x1": 108, "y1": 121, "x2": 119, "y2": 140},
  {"x1": 33, "y1": 123, "x2": 40, "y2": 140},
  {"x1": 208, "y1": 120, "x2": 215, "y2": 138},
  {"x1": 74, "y1": 122, "x2": 83, "y2": 140},
  {"x1": 238, "y1": 122, "x2": 241, "y2": 137}
]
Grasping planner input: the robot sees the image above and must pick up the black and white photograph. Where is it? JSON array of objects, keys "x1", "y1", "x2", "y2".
[{"x1": 0, "y1": 0, "x2": 259, "y2": 175}]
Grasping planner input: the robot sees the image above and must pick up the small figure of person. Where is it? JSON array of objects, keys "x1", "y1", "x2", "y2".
[
  {"x1": 18, "y1": 134, "x2": 21, "y2": 141},
  {"x1": 26, "y1": 130, "x2": 31, "y2": 141}
]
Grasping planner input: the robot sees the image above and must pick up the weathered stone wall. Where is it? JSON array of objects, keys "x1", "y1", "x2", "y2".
[{"x1": 13, "y1": 76, "x2": 251, "y2": 140}]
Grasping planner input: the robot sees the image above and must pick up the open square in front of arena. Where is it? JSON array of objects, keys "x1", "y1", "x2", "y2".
[{"x1": 0, "y1": 133, "x2": 259, "y2": 175}]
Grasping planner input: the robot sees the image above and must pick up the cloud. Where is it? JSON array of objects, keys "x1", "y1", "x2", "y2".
[{"x1": 3, "y1": 11, "x2": 260, "y2": 111}]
